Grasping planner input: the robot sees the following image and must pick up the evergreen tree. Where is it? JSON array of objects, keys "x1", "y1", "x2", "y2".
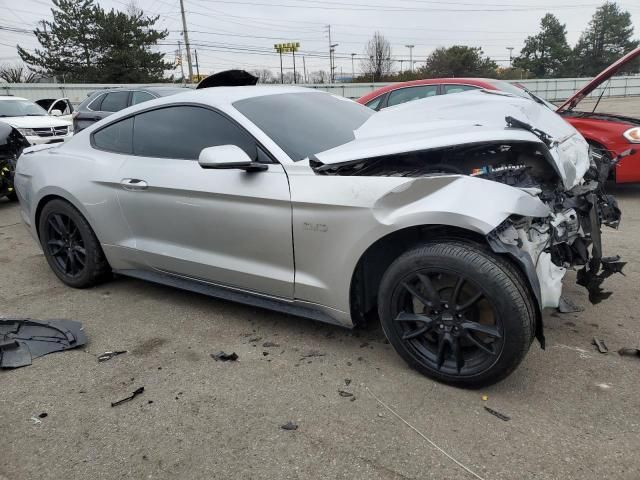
[
  {"x1": 573, "y1": 2, "x2": 639, "y2": 76},
  {"x1": 93, "y1": 7, "x2": 169, "y2": 83},
  {"x1": 421, "y1": 46, "x2": 497, "y2": 78},
  {"x1": 513, "y1": 14, "x2": 572, "y2": 78},
  {"x1": 18, "y1": 0, "x2": 98, "y2": 81},
  {"x1": 17, "y1": 0, "x2": 169, "y2": 82}
]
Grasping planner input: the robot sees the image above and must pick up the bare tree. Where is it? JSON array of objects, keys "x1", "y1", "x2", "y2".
[
  {"x1": 0, "y1": 63, "x2": 40, "y2": 83},
  {"x1": 361, "y1": 32, "x2": 393, "y2": 81},
  {"x1": 250, "y1": 69, "x2": 276, "y2": 84},
  {"x1": 309, "y1": 70, "x2": 328, "y2": 84}
]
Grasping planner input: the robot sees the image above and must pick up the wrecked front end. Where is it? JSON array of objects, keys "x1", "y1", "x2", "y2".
[
  {"x1": 312, "y1": 120, "x2": 623, "y2": 346},
  {"x1": 0, "y1": 122, "x2": 29, "y2": 199}
]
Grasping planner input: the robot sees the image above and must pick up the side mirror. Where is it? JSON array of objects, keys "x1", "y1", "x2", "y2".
[
  {"x1": 50, "y1": 109, "x2": 63, "y2": 116},
  {"x1": 198, "y1": 145, "x2": 267, "y2": 172}
]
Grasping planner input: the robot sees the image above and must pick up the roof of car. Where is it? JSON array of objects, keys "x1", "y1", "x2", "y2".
[
  {"x1": 0, "y1": 96, "x2": 28, "y2": 101},
  {"x1": 357, "y1": 78, "x2": 499, "y2": 104}
]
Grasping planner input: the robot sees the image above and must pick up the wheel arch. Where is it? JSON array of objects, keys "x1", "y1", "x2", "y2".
[
  {"x1": 348, "y1": 224, "x2": 541, "y2": 332},
  {"x1": 34, "y1": 190, "x2": 95, "y2": 241}
]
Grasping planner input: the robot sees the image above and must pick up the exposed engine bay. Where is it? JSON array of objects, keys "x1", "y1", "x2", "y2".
[
  {"x1": 0, "y1": 123, "x2": 29, "y2": 200},
  {"x1": 312, "y1": 122, "x2": 624, "y2": 342}
]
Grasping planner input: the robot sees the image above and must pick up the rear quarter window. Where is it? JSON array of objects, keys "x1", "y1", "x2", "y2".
[{"x1": 92, "y1": 117, "x2": 134, "y2": 154}]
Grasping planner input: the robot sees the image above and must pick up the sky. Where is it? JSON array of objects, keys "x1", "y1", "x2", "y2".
[{"x1": 0, "y1": 0, "x2": 639, "y2": 80}]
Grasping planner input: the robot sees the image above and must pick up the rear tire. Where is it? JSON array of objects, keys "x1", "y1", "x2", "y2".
[
  {"x1": 39, "y1": 199, "x2": 111, "y2": 288},
  {"x1": 378, "y1": 241, "x2": 535, "y2": 388},
  {"x1": 6, "y1": 191, "x2": 17, "y2": 201}
]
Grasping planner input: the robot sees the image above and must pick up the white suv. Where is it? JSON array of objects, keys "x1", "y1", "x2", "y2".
[{"x1": 0, "y1": 96, "x2": 73, "y2": 145}]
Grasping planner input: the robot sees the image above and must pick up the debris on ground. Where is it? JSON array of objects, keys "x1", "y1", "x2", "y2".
[
  {"x1": 481, "y1": 394, "x2": 489, "y2": 401},
  {"x1": 111, "y1": 387, "x2": 145, "y2": 407},
  {"x1": 262, "y1": 341, "x2": 280, "y2": 348},
  {"x1": 345, "y1": 379, "x2": 351, "y2": 386},
  {"x1": 484, "y1": 406, "x2": 510, "y2": 421},
  {"x1": 592, "y1": 338, "x2": 609, "y2": 354},
  {"x1": 30, "y1": 417, "x2": 42, "y2": 425},
  {"x1": 38, "y1": 412, "x2": 47, "y2": 419},
  {"x1": 97, "y1": 350, "x2": 127, "y2": 362},
  {"x1": 280, "y1": 421, "x2": 298, "y2": 431},
  {"x1": 300, "y1": 350, "x2": 325, "y2": 359},
  {"x1": 210, "y1": 351, "x2": 239, "y2": 361},
  {"x1": 338, "y1": 390, "x2": 353, "y2": 398},
  {"x1": 557, "y1": 295, "x2": 584, "y2": 313},
  {"x1": 618, "y1": 347, "x2": 640, "y2": 358},
  {"x1": 0, "y1": 318, "x2": 87, "y2": 368}
]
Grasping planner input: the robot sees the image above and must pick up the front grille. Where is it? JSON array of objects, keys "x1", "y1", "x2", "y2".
[{"x1": 32, "y1": 126, "x2": 68, "y2": 137}]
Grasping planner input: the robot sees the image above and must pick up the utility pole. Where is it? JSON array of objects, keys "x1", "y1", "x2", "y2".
[
  {"x1": 177, "y1": 40, "x2": 185, "y2": 85},
  {"x1": 506, "y1": 47, "x2": 514, "y2": 67},
  {"x1": 405, "y1": 44, "x2": 415, "y2": 72},
  {"x1": 370, "y1": 55, "x2": 374, "y2": 83},
  {"x1": 303, "y1": 56, "x2": 307, "y2": 83},
  {"x1": 327, "y1": 25, "x2": 332, "y2": 82},
  {"x1": 350, "y1": 53, "x2": 355, "y2": 81},
  {"x1": 330, "y1": 43, "x2": 338, "y2": 83},
  {"x1": 194, "y1": 49, "x2": 200, "y2": 80},
  {"x1": 399, "y1": 59, "x2": 405, "y2": 74},
  {"x1": 179, "y1": 0, "x2": 193, "y2": 82}
]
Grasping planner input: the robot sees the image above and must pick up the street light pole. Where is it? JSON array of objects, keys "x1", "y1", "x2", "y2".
[
  {"x1": 370, "y1": 55, "x2": 374, "y2": 83},
  {"x1": 506, "y1": 47, "x2": 514, "y2": 67},
  {"x1": 330, "y1": 43, "x2": 338, "y2": 83},
  {"x1": 405, "y1": 44, "x2": 415, "y2": 72},
  {"x1": 350, "y1": 53, "x2": 356, "y2": 81}
]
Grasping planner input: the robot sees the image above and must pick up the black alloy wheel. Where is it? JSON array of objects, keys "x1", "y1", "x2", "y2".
[
  {"x1": 379, "y1": 241, "x2": 535, "y2": 387},
  {"x1": 39, "y1": 199, "x2": 111, "y2": 288}
]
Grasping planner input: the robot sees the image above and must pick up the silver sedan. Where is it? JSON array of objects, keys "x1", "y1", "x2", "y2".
[{"x1": 14, "y1": 86, "x2": 622, "y2": 387}]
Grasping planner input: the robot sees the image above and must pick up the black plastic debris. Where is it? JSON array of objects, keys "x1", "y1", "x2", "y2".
[
  {"x1": 280, "y1": 421, "x2": 298, "y2": 431},
  {"x1": 38, "y1": 412, "x2": 48, "y2": 419},
  {"x1": 338, "y1": 390, "x2": 353, "y2": 398},
  {"x1": 98, "y1": 350, "x2": 127, "y2": 362},
  {"x1": 592, "y1": 338, "x2": 608, "y2": 354},
  {"x1": 618, "y1": 348, "x2": 640, "y2": 358},
  {"x1": 196, "y1": 69, "x2": 258, "y2": 89},
  {"x1": 484, "y1": 406, "x2": 510, "y2": 421},
  {"x1": 0, "y1": 318, "x2": 87, "y2": 368},
  {"x1": 262, "y1": 341, "x2": 280, "y2": 348},
  {"x1": 211, "y1": 351, "x2": 239, "y2": 361},
  {"x1": 111, "y1": 387, "x2": 144, "y2": 407}
]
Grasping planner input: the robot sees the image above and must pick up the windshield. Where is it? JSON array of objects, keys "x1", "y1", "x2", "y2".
[
  {"x1": 0, "y1": 99, "x2": 48, "y2": 117},
  {"x1": 234, "y1": 92, "x2": 373, "y2": 161}
]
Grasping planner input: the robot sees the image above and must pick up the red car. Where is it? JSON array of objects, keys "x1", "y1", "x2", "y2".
[{"x1": 357, "y1": 48, "x2": 640, "y2": 183}]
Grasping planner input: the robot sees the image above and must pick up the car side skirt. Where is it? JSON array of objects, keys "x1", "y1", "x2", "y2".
[{"x1": 113, "y1": 268, "x2": 353, "y2": 328}]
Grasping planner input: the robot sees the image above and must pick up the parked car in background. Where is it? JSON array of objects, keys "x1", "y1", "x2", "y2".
[
  {"x1": 357, "y1": 47, "x2": 640, "y2": 183},
  {"x1": 73, "y1": 86, "x2": 186, "y2": 132},
  {"x1": 15, "y1": 87, "x2": 622, "y2": 387},
  {"x1": 555, "y1": 47, "x2": 640, "y2": 183},
  {"x1": 0, "y1": 96, "x2": 73, "y2": 146},
  {"x1": 35, "y1": 98, "x2": 75, "y2": 123}
]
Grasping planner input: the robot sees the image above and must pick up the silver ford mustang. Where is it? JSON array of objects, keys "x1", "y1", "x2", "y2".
[{"x1": 14, "y1": 86, "x2": 622, "y2": 387}]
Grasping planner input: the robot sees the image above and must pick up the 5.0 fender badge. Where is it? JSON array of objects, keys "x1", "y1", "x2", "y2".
[{"x1": 303, "y1": 222, "x2": 328, "y2": 232}]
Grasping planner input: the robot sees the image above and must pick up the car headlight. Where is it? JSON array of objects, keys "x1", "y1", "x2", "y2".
[
  {"x1": 623, "y1": 127, "x2": 640, "y2": 143},
  {"x1": 17, "y1": 128, "x2": 37, "y2": 137},
  {"x1": 68, "y1": 123, "x2": 74, "y2": 133}
]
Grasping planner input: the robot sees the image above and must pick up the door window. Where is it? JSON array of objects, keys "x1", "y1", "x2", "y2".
[
  {"x1": 92, "y1": 117, "x2": 134, "y2": 153},
  {"x1": 131, "y1": 91, "x2": 155, "y2": 105},
  {"x1": 387, "y1": 85, "x2": 438, "y2": 107},
  {"x1": 132, "y1": 106, "x2": 257, "y2": 160},
  {"x1": 442, "y1": 84, "x2": 480, "y2": 94},
  {"x1": 365, "y1": 95, "x2": 385, "y2": 110},
  {"x1": 100, "y1": 91, "x2": 130, "y2": 112}
]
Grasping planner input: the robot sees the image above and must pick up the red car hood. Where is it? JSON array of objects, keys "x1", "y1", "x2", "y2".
[{"x1": 556, "y1": 47, "x2": 640, "y2": 113}]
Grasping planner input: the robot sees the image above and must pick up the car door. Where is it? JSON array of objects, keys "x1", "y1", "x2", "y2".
[
  {"x1": 113, "y1": 104, "x2": 294, "y2": 298},
  {"x1": 76, "y1": 91, "x2": 130, "y2": 131},
  {"x1": 49, "y1": 98, "x2": 74, "y2": 122}
]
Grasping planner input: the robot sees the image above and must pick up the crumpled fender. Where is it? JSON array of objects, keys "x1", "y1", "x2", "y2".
[{"x1": 372, "y1": 175, "x2": 550, "y2": 233}]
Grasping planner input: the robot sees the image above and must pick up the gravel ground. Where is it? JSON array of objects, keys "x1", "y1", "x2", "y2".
[{"x1": 1, "y1": 98, "x2": 640, "y2": 480}]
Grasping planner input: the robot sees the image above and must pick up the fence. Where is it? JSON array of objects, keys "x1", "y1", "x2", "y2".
[{"x1": 2, "y1": 75, "x2": 640, "y2": 104}]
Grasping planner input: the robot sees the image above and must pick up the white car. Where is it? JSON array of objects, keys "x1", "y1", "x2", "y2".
[{"x1": 0, "y1": 96, "x2": 73, "y2": 145}]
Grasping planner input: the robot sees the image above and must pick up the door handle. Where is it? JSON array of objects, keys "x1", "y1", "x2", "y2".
[{"x1": 120, "y1": 178, "x2": 148, "y2": 191}]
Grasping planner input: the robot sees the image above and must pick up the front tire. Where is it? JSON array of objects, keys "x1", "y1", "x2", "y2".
[
  {"x1": 378, "y1": 241, "x2": 535, "y2": 388},
  {"x1": 39, "y1": 199, "x2": 111, "y2": 288}
]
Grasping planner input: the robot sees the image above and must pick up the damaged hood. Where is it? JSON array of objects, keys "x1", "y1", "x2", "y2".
[
  {"x1": 557, "y1": 47, "x2": 640, "y2": 113},
  {"x1": 314, "y1": 90, "x2": 589, "y2": 189}
]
